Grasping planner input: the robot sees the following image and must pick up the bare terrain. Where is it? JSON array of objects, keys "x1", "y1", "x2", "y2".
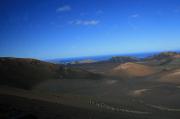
[{"x1": 1, "y1": 52, "x2": 180, "y2": 119}]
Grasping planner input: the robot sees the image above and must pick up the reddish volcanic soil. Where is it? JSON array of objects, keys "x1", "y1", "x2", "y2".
[{"x1": 110, "y1": 62, "x2": 156, "y2": 78}]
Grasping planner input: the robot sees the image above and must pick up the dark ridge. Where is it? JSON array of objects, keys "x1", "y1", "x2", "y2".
[
  {"x1": 0, "y1": 57, "x2": 101, "y2": 89},
  {"x1": 108, "y1": 56, "x2": 139, "y2": 63}
]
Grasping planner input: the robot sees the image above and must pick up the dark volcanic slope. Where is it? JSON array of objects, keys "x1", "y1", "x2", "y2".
[{"x1": 0, "y1": 57, "x2": 101, "y2": 89}]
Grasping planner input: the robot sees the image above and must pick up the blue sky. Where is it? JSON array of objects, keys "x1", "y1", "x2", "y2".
[{"x1": 0, "y1": 0, "x2": 180, "y2": 59}]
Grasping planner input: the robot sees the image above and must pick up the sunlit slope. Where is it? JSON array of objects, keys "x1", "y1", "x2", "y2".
[
  {"x1": 159, "y1": 69, "x2": 180, "y2": 84},
  {"x1": 110, "y1": 62, "x2": 157, "y2": 78}
]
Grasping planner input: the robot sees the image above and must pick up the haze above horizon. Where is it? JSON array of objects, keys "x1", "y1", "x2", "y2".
[{"x1": 1, "y1": 0, "x2": 180, "y2": 59}]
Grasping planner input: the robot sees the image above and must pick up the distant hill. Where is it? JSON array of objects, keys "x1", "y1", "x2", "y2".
[
  {"x1": 142, "y1": 51, "x2": 180, "y2": 66},
  {"x1": 70, "y1": 59, "x2": 97, "y2": 64},
  {"x1": 0, "y1": 57, "x2": 101, "y2": 89},
  {"x1": 108, "y1": 56, "x2": 139, "y2": 63},
  {"x1": 146, "y1": 51, "x2": 180, "y2": 60}
]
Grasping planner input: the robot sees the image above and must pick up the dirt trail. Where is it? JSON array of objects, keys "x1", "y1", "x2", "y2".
[
  {"x1": 138, "y1": 100, "x2": 180, "y2": 112},
  {"x1": 88, "y1": 99, "x2": 150, "y2": 114}
]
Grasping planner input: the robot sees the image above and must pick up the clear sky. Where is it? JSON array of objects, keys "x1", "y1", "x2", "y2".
[{"x1": 0, "y1": 0, "x2": 180, "y2": 59}]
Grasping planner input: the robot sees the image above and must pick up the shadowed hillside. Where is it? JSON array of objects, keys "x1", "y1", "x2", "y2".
[{"x1": 0, "y1": 57, "x2": 101, "y2": 89}]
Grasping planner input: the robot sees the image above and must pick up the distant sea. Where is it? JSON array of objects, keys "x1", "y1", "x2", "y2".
[{"x1": 48, "y1": 52, "x2": 160, "y2": 64}]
